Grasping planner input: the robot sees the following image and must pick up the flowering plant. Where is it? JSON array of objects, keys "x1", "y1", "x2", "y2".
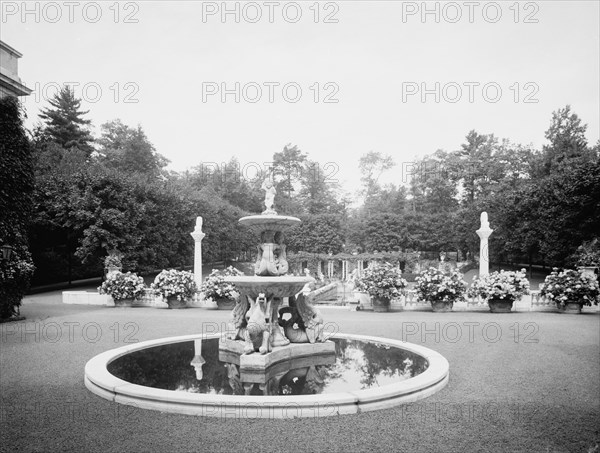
[
  {"x1": 151, "y1": 269, "x2": 197, "y2": 301},
  {"x1": 99, "y1": 271, "x2": 145, "y2": 300},
  {"x1": 468, "y1": 269, "x2": 530, "y2": 302},
  {"x1": 415, "y1": 267, "x2": 467, "y2": 304},
  {"x1": 199, "y1": 266, "x2": 242, "y2": 301},
  {"x1": 539, "y1": 268, "x2": 600, "y2": 307},
  {"x1": 354, "y1": 261, "x2": 408, "y2": 301}
]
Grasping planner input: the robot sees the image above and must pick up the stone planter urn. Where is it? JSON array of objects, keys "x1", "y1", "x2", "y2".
[
  {"x1": 215, "y1": 297, "x2": 236, "y2": 310},
  {"x1": 105, "y1": 265, "x2": 122, "y2": 279},
  {"x1": 578, "y1": 266, "x2": 598, "y2": 281},
  {"x1": 558, "y1": 301, "x2": 583, "y2": 314},
  {"x1": 354, "y1": 291, "x2": 372, "y2": 311},
  {"x1": 113, "y1": 298, "x2": 134, "y2": 308},
  {"x1": 372, "y1": 297, "x2": 391, "y2": 313},
  {"x1": 166, "y1": 297, "x2": 188, "y2": 309},
  {"x1": 431, "y1": 301, "x2": 453, "y2": 312},
  {"x1": 488, "y1": 298, "x2": 514, "y2": 313}
]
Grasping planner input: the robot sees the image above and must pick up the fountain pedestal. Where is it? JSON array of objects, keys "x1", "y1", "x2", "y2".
[
  {"x1": 219, "y1": 339, "x2": 336, "y2": 370},
  {"x1": 219, "y1": 176, "x2": 332, "y2": 371}
]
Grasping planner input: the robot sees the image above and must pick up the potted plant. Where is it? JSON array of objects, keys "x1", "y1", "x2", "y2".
[
  {"x1": 468, "y1": 269, "x2": 530, "y2": 313},
  {"x1": 151, "y1": 269, "x2": 197, "y2": 309},
  {"x1": 539, "y1": 267, "x2": 600, "y2": 314},
  {"x1": 199, "y1": 266, "x2": 242, "y2": 310},
  {"x1": 571, "y1": 238, "x2": 600, "y2": 281},
  {"x1": 354, "y1": 261, "x2": 407, "y2": 312},
  {"x1": 99, "y1": 271, "x2": 145, "y2": 307},
  {"x1": 415, "y1": 267, "x2": 467, "y2": 312}
]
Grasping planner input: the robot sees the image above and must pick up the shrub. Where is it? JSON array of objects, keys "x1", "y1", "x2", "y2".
[{"x1": 0, "y1": 248, "x2": 35, "y2": 319}]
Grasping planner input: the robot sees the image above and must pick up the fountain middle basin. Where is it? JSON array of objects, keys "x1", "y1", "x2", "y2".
[
  {"x1": 223, "y1": 275, "x2": 311, "y2": 299},
  {"x1": 85, "y1": 333, "x2": 449, "y2": 418}
]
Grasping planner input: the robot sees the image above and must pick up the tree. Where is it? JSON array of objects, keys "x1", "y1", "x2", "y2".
[
  {"x1": 39, "y1": 86, "x2": 94, "y2": 155},
  {"x1": 286, "y1": 214, "x2": 345, "y2": 254},
  {"x1": 0, "y1": 97, "x2": 35, "y2": 318},
  {"x1": 273, "y1": 144, "x2": 307, "y2": 198},
  {"x1": 409, "y1": 150, "x2": 457, "y2": 214},
  {"x1": 298, "y1": 160, "x2": 341, "y2": 215},
  {"x1": 358, "y1": 151, "x2": 394, "y2": 207},
  {"x1": 97, "y1": 119, "x2": 169, "y2": 178},
  {"x1": 536, "y1": 105, "x2": 597, "y2": 177}
]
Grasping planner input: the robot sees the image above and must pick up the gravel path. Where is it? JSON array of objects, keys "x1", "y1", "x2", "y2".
[{"x1": 1, "y1": 293, "x2": 599, "y2": 453}]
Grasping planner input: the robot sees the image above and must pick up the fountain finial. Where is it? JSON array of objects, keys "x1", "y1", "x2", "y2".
[{"x1": 261, "y1": 171, "x2": 277, "y2": 215}]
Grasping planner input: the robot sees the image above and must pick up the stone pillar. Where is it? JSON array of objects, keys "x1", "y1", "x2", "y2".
[
  {"x1": 476, "y1": 212, "x2": 493, "y2": 277},
  {"x1": 190, "y1": 216, "x2": 206, "y2": 288}
]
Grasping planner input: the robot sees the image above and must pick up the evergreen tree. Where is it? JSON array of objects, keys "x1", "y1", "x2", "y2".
[{"x1": 39, "y1": 85, "x2": 94, "y2": 155}]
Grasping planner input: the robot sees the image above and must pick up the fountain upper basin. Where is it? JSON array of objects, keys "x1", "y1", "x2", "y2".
[
  {"x1": 223, "y1": 276, "x2": 313, "y2": 299},
  {"x1": 239, "y1": 214, "x2": 301, "y2": 231}
]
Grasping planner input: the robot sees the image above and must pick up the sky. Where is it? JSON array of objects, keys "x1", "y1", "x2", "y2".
[{"x1": 2, "y1": 1, "x2": 599, "y2": 197}]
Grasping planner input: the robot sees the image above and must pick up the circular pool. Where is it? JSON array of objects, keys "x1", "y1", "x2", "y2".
[{"x1": 85, "y1": 333, "x2": 449, "y2": 418}]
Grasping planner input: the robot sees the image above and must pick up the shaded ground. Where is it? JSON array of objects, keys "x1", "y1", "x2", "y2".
[{"x1": 1, "y1": 292, "x2": 598, "y2": 453}]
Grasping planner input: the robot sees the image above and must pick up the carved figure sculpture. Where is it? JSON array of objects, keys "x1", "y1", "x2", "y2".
[
  {"x1": 261, "y1": 174, "x2": 277, "y2": 214},
  {"x1": 244, "y1": 293, "x2": 271, "y2": 354},
  {"x1": 255, "y1": 231, "x2": 279, "y2": 276},
  {"x1": 278, "y1": 292, "x2": 325, "y2": 344},
  {"x1": 229, "y1": 295, "x2": 250, "y2": 340},
  {"x1": 273, "y1": 231, "x2": 289, "y2": 275}
]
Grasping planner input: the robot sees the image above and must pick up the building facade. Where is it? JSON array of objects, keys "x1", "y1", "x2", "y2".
[{"x1": 0, "y1": 41, "x2": 32, "y2": 98}]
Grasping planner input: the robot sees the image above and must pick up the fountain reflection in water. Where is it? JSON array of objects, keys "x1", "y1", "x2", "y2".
[{"x1": 107, "y1": 338, "x2": 428, "y2": 396}]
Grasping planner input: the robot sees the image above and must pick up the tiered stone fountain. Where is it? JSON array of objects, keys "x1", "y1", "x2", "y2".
[
  {"x1": 84, "y1": 172, "x2": 449, "y2": 418},
  {"x1": 219, "y1": 174, "x2": 335, "y2": 370}
]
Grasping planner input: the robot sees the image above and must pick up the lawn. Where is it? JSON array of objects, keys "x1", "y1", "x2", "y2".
[{"x1": 1, "y1": 290, "x2": 598, "y2": 453}]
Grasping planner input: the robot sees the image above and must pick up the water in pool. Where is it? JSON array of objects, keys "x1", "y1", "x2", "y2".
[{"x1": 107, "y1": 338, "x2": 429, "y2": 396}]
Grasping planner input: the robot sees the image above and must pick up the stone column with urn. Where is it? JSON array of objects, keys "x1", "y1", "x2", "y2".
[
  {"x1": 476, "y1": 212, "x2": 493, "y2": 277},
  {"x1": 190, "y1": 216, "x2": 206, "y2": 290}
]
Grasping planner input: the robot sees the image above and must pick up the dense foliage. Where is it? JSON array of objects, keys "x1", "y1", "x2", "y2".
[
  {"x1": 0, "y1": 97, "x2": 35, "y2": 318},
  {"x1": 13, "y1": 87, "x2": 599, "y2": 288}
]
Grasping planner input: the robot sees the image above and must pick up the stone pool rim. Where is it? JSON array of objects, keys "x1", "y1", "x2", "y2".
[{"x1": 84, "y1": 333, "x2": 449, "y2": 418}]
